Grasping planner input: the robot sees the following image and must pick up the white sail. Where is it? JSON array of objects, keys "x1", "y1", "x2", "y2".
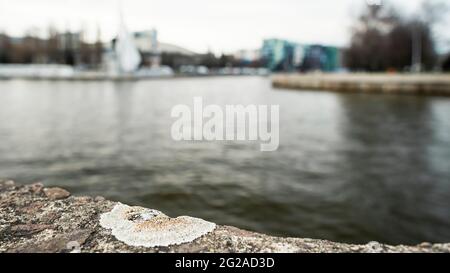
[{"x1": 115, "y1": 14, "x2": 141, "y2": 73}]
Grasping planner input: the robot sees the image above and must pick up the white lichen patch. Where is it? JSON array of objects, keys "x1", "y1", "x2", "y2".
[{"x1": 99, "y1": 203, "x2": 216, "y2": 247}]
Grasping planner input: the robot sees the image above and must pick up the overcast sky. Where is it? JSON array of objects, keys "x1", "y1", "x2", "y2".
[{"x1": 0, "y1": 0, "x2": 448, "y2": 54}]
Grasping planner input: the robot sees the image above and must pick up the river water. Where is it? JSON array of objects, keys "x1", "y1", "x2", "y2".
[{"x1": 0, "y1": 76, "x2": 449, "y2": 245}]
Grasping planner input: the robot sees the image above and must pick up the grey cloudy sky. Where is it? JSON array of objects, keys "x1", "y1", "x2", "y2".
[{"x1": 0, "y1": 0, "x2": 448, "y2": 53}]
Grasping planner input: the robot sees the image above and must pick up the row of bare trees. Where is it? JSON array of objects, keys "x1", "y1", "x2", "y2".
[
  {"x1": 345, "y1": 1, "x2": 448, "y2": 72},
  {"x1": 0, "y1": 27, "x2": 103, "y2": 68}
]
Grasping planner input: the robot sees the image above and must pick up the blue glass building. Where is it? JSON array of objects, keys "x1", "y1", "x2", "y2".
[{"x1": 261, "y1": 39, "x2": 341, "y2": 72}]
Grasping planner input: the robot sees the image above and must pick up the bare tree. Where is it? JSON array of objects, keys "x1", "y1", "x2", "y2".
[{"x1": 345, "y1": 2, "x2": 439, "y2": 72}]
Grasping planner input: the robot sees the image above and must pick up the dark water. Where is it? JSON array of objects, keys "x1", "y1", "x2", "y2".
[{"x1": 1, "y1": 76, "x2": 449, "y2": 245}]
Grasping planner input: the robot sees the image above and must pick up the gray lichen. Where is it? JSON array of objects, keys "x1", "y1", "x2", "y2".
[{"x1": 100, "y1": 203, "x2": 216, "y2": 247}]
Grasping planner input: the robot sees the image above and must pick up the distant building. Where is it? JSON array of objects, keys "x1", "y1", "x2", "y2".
[
  {"x1": 107, "y1": 29, "x2": 199, "y2": 68},
  {"x1": 158, "y1": 42, "x2": 197, "y2": 56},
  {"x1": 56, "y1": 32, "x2": 81, "y2": 51},
  {"x1": 261, "y1": 38, "x2": 342, "y2": 72},
  {"x1": 261, "y1": 39, "x2": 296, "y2": 71},
  {"x1": 133, "y1": 29, "x2": 160, "y2": 67},
  {"x1": 104, "y1": 28, "x2": 200, "y2": 72},
  {"x1": 233, "y1": 49, "x2": 261, "y2": 64}
]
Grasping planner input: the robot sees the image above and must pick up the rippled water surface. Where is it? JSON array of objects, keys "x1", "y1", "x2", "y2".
[{"x1": 1, "y1": 76, "x2": 449, "y2": 244}]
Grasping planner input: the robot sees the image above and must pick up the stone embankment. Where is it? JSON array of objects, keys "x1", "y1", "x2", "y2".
[
  {"x1": 1, "y1": 180, "x2": 449, "y2": 253},
  {"x1": 272, "y1": 73, "x2": 450, "y2": 96}
]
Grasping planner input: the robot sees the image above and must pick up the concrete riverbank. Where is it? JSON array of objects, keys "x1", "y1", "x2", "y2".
[
  {"x1": 272, "y1": 73, "x2": 450, "y2": 96},
  {"x1": 1, "y1": 180, "x2": 449, "y2": 253}
]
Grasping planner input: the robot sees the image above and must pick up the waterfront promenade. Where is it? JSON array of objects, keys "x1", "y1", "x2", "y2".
[{"x1": 272, "y1": 73, "x2": 450, "y2": 96}]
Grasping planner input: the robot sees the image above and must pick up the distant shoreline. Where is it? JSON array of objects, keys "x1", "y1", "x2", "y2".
[
  {"x1": 272, "y1": 73, "x2": 450, "y2": 96},
  {"x1": 0, "y1": 73, "x2": 267, "y2": 82}
]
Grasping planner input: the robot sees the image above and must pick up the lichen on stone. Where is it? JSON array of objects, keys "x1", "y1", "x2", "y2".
[{"x1": 99, "y1": 203, "x2": 216, "y2": 247}]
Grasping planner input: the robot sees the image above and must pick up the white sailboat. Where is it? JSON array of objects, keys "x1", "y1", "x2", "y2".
[
  {"x1": 105, "y1": 3, "x2": 173, "y2": 79},
  {"x1": 115, "y1": 11, "x2": 141, "y2": 73}
]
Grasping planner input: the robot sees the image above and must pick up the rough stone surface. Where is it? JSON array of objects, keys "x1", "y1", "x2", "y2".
[{"x1": 1, "y1": 180, "x2": 449, "y2": 253}]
